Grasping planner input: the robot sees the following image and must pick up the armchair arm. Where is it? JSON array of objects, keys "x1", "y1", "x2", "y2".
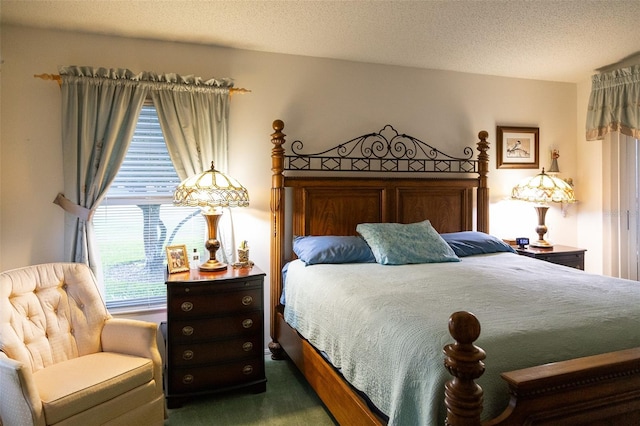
[
  {"x1": 0, "y1": 351, "x2": 45, "y2": 426},
  {"x1": 101, "y1": 319, "x2": 163, "y2": 395}
]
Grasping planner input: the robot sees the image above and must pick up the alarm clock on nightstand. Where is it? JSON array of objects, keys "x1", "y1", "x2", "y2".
[{"x1": 516, "y1": 237, "x2": 529, "y2": 249}]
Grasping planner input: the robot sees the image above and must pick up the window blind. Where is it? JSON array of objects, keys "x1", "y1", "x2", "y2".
[{"x1": 94, "y1": 104, "x2": 205, "y2": 309}]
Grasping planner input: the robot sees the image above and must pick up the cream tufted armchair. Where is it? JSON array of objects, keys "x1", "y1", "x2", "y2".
[{"x1": 0, "y1": 263, "x2": 165, "y2": 426}]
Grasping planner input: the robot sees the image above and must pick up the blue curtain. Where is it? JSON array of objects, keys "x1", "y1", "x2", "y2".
[
  {"x1": 57, "y1": 66, "x2": 149, "y2": 278},
  {"x1": 147, "y1": 73, "x2": 232, "y2": 180},
  {"x1": 148, "y1": 74, "x2": 235, "y2": 262},
  {"x1": 586, "y1": 65, "x2": 640, "y2": 140}
]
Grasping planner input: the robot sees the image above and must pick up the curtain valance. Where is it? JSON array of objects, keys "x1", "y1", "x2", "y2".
[
  {"x1": 58, "y1": 65, "x2": 235, "y2": 92},
  {"x1": 586, "y1": 64, "x2": 640, "y2": 141}
]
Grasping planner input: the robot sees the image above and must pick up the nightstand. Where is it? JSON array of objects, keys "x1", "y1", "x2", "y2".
[
  {"x1": 164, "y1": 265, "x2": 266, "y2": 408},
  {"x1": 515, "y1": 245, "x2": 586, "y2": 270}
]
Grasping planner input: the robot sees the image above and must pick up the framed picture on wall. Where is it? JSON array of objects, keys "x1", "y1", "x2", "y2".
[
  {"x1": 166, "y1": 245, "x2": 190, "y2": 273},
  {"x1": 496, "y1": 126, "x2": 539, "y2": 169}
]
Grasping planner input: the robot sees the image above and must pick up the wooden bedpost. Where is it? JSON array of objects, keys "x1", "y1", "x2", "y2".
[
  {"x1": 443, "y1": 311, "x2": 486, "y2": 426},
  {"x1": 476, "y1": 131, "x2": 490, "y2": 233},
  {"x1": 268, "y1": 119, "x2": 286, "y2": 359}
]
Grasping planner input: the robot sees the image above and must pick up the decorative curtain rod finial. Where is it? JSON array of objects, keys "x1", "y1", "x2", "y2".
[
  {"x1": 34, "y1": 73, "x2": 62, "y2": 86},
  {"x1": 230, "y1": 87, "x2": 251, "y2": 96}
]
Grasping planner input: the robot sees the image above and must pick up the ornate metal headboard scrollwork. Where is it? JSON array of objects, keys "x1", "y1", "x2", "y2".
[{"x1": 284, "y1": 124, "x2": 480, "y2": 173}]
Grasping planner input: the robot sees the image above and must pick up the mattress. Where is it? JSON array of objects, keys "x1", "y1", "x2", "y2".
[{"x1": 283, "y1": 253, "x2": 640, "y2": 425}]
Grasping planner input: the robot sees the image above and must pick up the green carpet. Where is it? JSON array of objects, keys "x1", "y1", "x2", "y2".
[{"x1": 164, "y1": 356, "x2": 337, "y2": 425}]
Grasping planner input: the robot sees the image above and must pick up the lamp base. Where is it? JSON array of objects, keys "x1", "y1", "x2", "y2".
[
  {"x1": 531, "y1": 206, "x2": 552, "y2": 249},
  {"x1": 201, "y1": 212, "x2": 227, "y2": 272},
  {"x1": 530, "y1": 240, "x2": 553, "y2": 248},
  {"x1": 199, "y1": 259, "x2": 228, "y2": 272}
]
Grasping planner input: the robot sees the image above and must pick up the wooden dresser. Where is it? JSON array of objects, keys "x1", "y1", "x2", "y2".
[{"x1": 164, "y1": 266, "x2": 266, "y2": 408}]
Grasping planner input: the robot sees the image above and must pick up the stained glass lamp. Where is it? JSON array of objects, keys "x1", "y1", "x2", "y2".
[
  {"x1": 511, "y1": 168, "x2": 575, "y2": 248},
  {"x1": 173, "y1": 162, "x2": 249, "y2": 271}
]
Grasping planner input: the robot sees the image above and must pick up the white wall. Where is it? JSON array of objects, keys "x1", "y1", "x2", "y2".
[
  {"x1": 576, "y1": 79, "x2": 604, "y2": 274},
  {"x1": 0, "y1": 25, "x2": 580, "y2": 348}
]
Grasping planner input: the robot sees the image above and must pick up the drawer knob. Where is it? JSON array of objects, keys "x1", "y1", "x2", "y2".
[
  {"x1": 181, "y1": 301, "x2": 193, "y2": 312},
  {"x1": 182, "y1": 374, "x2": 194, "y2": 384},
  {"x1": 182, "y1": 350, "x2": 194, "y2": 360},
  {"x1": 242, "y1": 365, "x2": 254, "y2": 375},
  {"x1": 242, "y1": 342, "x2": 253, "y2": 352},
  {"x1": 182, "y1": 326, "x2": 194, "y2": 336},
  {"x1": 242, "y1": 295, "x2": 253, "y2": 306},
  {"x1": 242, "y1": 318, "x2": 253, "y2": 328}
]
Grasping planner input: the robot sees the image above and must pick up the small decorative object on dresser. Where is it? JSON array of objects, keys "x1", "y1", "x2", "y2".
[
  {"x1": 164, "y1": 265, "x2": 267, "y2": 408},
  {"x1": 190, "y1": 248, "x2": 200, "y2": 270},
  {"x1": 515, "y1": 244, "x2": 586, "y2": 270},
  {"x1": 233, "y1": 240, "x2": 253, "y2": 268}
]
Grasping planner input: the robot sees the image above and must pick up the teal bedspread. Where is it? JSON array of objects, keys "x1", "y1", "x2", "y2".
[{"x1": 283, "y1": 253, "x2": 640, "y2": 425}]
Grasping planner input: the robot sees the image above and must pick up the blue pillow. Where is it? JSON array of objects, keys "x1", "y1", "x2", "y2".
[
  {"x1": 293, "y1": 235, "x2": 376, "y2": 265},
  {"x1": 441, "y1": 231, "x2": 517, "y2": 257},
  {"x1": 356, "y1": 220, "x2": 460, "y2": 265}
]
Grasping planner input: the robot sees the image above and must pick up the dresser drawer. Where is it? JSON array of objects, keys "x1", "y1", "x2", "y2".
[
  {"x1": 169, "y1": 311, "x2": 263, "y2": 342},
  {"x1": 515, "y1": 246, "x2": 586, "y2": 270},
  {"x1": 169, "y1": 287, "x2": 263, "y2": 318},
  {"x1": 536, "y1": 253, "x2": 584, "y2": 270},
  {"x1": 168, "y1": 357, "x2": 265, "y2": 394},
  {"x1": 170, "y1": 335, "x2": 263, "y2": 366}
]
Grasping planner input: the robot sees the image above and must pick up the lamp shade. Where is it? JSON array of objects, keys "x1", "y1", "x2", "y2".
[
  {"x1": 511, "y1": 168, "x2": 575, "y2": 204},
  {"x1": 173, "y1": 162, "x2": 249, "y2": 210}
]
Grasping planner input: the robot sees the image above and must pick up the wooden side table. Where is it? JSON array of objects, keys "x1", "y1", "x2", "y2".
[
  {"x1": 164, "y1": 265, "x2": 266, "y2": 408},
  {"x1": 515, "y1": 245, "x2": 586, "y2": 270}
]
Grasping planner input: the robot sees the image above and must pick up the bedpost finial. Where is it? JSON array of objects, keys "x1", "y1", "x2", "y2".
[
  {"x1": 448, "y1": 311, "x2": 481, "y2": 344},
  {"x1": 444, "y1": 311, "x2": 486, "y2": 426},
  {"x1": 476, "y1": 131, "x2": 490, "y2": 166},
  {"x1": 271, "y1": 120, "x2": 286, "y2": 143}
]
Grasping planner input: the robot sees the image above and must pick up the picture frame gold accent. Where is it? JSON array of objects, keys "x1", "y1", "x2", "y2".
[
  {"x1": 496, "y1": 126, "x2": 539, "y2": 169},
  {"x1": 166, "y1": 245, "x2": 190, "y2": 273}
]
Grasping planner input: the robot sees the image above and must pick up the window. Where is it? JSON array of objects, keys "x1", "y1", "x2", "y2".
[
  {"x1": 603, "y1": 133, "x2": 640, "y2": 281},
  {"x1": 93, "y1": 104, "x2": 205, "y2": 309}
]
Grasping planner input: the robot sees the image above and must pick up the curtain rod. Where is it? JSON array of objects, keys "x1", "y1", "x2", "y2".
[{"x1": 34, "y1": 73, "x2": 251, "y2": 95}]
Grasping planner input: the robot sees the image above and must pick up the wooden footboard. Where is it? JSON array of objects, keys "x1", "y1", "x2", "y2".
[
  {"x1": 273, "y1": 308, "x2": 640, "y2": 426},
  {"x1": 445, "y1": 311, "x2": 640, "y2": 426}
]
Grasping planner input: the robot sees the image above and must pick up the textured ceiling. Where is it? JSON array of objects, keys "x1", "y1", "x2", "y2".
[{"x1": 2, "y1": 0, "x2": 640, "y2": 83}]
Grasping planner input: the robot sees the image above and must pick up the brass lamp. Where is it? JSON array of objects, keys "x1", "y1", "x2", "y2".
[
  {"x1": 511, "y1": 168, "x2": 575, "y2": 248},
  {"x1": 173, "y1": 162, "x2": 249, "y2": 271}
]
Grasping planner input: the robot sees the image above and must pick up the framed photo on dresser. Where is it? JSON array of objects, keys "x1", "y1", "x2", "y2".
[{"x1": 166, "y1": 244, "x2": 189, "y2": 273}]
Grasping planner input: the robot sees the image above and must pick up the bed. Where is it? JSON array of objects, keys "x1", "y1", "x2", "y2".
[{"x1": 267, "y1": 120, "x2": 640, "y2": 425}]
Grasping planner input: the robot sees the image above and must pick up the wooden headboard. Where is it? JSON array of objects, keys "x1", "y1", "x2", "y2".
[
  {"x1": 287, "y1": 177, "x2": 479, "y2": 235},
  {"x1": 269, "y1": 119, "x2": 490, "y2": 340}
]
